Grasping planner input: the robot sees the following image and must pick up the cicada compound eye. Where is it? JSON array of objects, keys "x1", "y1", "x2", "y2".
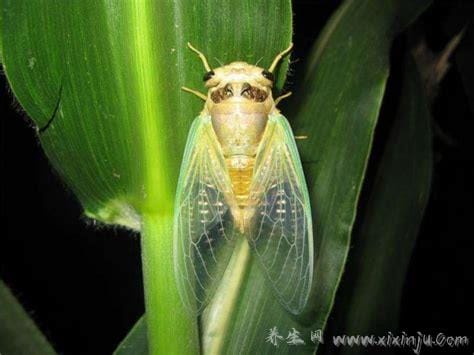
[
  {"x1": 261, "y1": 69, "x2": 274, "y2": 82},
  {"x1": 203, "y1": 70, "x2": 215, "y2": 82}
]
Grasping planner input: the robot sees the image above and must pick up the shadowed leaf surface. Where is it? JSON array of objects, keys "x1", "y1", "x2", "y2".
[
  {"x1": 328, "y1": 56, "x2": 433, "y2": 355},
  {"x1": 0, "y1": 280, "x2": 56, "y2": 355},
  {"x1": 114, "y1": 317, "x2": 147, "y2": 355}
]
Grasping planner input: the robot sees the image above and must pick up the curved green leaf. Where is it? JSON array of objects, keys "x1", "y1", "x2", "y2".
[
  {"x1": 114, "y1": 317, "x2": 147, "y2": 355},
  {"x1": 293, "y1": 0, "x2": 430, "y2": 344},
  {"x1": 0, "y1": 280, "x2": 56, "y2": 355},
  {"x1": 333, "y1": 55, "x2": 433, "y2": 355}
]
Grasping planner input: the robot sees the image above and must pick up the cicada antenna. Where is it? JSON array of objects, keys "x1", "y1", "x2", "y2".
[
  {"x1": 181, "y1": 86, "x2": 207, "y2": 101},
  {"x1": 268, "y1": 43, "x2": 294, "y2": 73},
  {"x1": 274, "y1": 91, "x2": 292, "y2": 106},
  {"x1": 187, "y1": 42, "x2": 212, "y2": 72}
]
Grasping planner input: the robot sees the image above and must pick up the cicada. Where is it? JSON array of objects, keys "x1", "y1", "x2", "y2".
[{"x1": 174, "y1": 43, "x2": 313, "y2": 315}]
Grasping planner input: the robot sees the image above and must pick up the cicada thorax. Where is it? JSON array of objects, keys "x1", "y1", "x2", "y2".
[{"x1": 205, "y1": 80, "x2": 276, "y2": 230}]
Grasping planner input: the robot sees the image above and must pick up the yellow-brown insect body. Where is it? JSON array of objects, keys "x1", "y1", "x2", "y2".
[
  {"x1": 202, "y1": 62, "x2": 277, "y2": 227},
  {"x1": 226, "y1": 157, "x2": 255, "y2": 208},
  {"x1": 176, "y1": 43, "x2": 314, "y2": 315}
]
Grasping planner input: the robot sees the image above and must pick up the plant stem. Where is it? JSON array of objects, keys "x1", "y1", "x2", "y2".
[
  {"x1": 202, "y1": 237, "x2": 252, "y2": 355},
  {"x1": 141, "y1": 214, "x2": 199, "y2": 355}
]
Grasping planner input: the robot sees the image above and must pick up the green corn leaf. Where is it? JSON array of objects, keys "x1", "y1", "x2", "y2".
[
  {"x1": 0, "y1": 7, "x2": 3, "y2": 63},
  {"x1": 114, "y1": 317, "x2": 147, "y2": 355},
  {"x1": 0, "y1": 280, "x2": 56, "y2": 355},
  {"x1": 2, "y1": 0, "x2": 292, "y2": 353},
  {"x1": 330, "y1": 55, "x2": 433, "y2": 355},
  {"x1": 2, "y1": 0, "x2": 291, "y2": 226},
  {"x1": 111, "y1": 1, "x2": 431, "y2": 354},
  {"x1": 292, "y1": 0, "x2": 430, "y2": 351}
]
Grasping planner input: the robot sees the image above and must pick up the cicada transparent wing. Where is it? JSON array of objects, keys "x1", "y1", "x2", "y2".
[
  {"x1": 247, "y1": 114, "x2": 313, "y2": 314},
  {"x1": 173, "y1": 115, "x2": 238, "y2": 313}
]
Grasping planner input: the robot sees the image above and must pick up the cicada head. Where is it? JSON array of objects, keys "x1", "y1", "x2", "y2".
[
  {"x1": 184, "y1": 42, "x2": 292, "y2": 115},
  {"x1": 184, "y1": 43, "x2": 293, "y2": 157},
  {"x1": 204, "y1": 62, "x2": 274, "y2": 107}
]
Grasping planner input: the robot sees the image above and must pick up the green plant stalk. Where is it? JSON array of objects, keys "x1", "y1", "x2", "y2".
[
  {"x1": 141, "y1": 214, "x2": 199, "y2": 354},
  {"x1": 202, "y1": 237, "x2": 252, "y2": 354},
  {"x1": 131, "y1": 0, "x2": 173, "y2": 215}
]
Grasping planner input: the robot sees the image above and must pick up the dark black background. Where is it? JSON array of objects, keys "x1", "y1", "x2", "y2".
[{"x1": 1, "y1": 1, "x2": 473, "y2": 354}]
